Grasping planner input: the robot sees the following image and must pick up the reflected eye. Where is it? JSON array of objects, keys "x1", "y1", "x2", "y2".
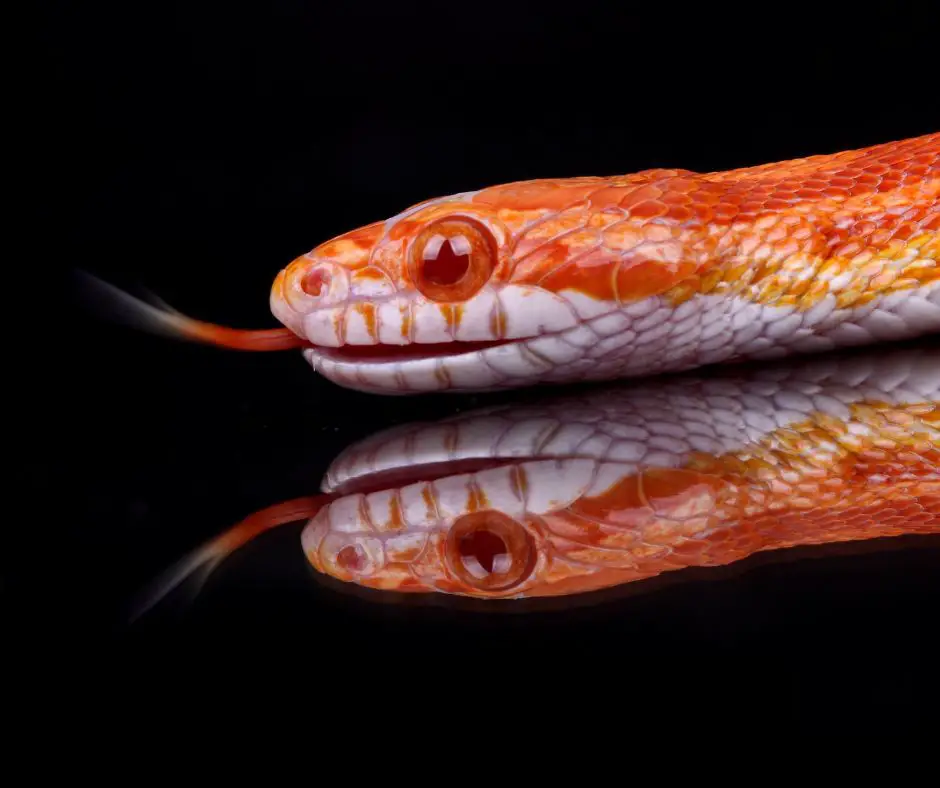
[
  {"x1": 446, "y1": 511, "x2": 536, "y2": 593},
  {"x1": 410, "y1": 218, "x2": 497, "y2": 302}
]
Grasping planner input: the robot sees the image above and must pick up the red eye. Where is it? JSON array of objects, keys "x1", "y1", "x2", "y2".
[
  {"x1": 446, "y1": 511, "x2": 536, "y2": 593},
  {"x1": 410, "y1": 218, "x2": 497, "y2": 302}
]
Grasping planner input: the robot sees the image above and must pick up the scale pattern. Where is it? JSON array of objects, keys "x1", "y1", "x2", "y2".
[
  {"x1": 127, "y1": 137, "x2": 940, "y2": 609},
  {"x1": 300, "y1": 348, "x2": 940, "y2": 597},
  {"x1": 269, "y1": 133, "x2": 940, "y2": 394}
]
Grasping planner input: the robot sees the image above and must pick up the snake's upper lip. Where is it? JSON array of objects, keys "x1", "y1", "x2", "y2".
[{"x1": 304, "y1": 338, "x2": 514, "y2": 364}]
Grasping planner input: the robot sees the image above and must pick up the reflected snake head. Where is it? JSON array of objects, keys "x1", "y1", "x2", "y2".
[
  {"x1": 296, "y1": 343, "x2": 940, "y2": 597},
  {"x1": 133, "y1": 344, "x2": 939, "y2": 614}
]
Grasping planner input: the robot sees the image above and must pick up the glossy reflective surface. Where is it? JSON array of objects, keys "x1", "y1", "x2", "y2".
[
  {"x1": 123, "y1": 342, "x2": 940, "y2": 617},
  {"x1": 290, "y1": 345, "x2": 939, "y2": 598}
]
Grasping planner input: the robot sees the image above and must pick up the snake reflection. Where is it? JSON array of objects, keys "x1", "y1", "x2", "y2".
[{"x1": 137, "y1": 343, "x2": 939, "y2": 614}]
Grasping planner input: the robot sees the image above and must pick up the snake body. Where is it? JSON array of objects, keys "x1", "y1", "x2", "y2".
[
  {"x1": 262, "y1": 132, "x2": 939, "y2": 394},
  {"x1": 115, "y1": 134, "x2": 939, "y2": 609}
]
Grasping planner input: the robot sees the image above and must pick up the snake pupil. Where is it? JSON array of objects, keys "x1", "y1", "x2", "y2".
[
  {"x1": 447, "y1": 511, "x2": 536, "y2": 591},
  {"x1": 423, "y1": 238, "x2": 471, "y2": 285},
  {"x1": 459, "y1": 528, "x2": 509, "y2": 575}
]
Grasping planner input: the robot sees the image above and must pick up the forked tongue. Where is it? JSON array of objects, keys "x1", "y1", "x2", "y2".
[
  {"x1": 76, "y1": 271, "x2": 308, "y2": 351},
  {"x1": 130, "y1": 495, "x2": 332, "y2": 621}
]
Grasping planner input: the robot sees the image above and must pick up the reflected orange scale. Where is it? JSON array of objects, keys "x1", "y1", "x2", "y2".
[
  {"x1": 325, "y1": 396, "x2": 939, "y2": 600},
  {"x1": 515, "y1": 401, "x2": 939, "y2": 597}
]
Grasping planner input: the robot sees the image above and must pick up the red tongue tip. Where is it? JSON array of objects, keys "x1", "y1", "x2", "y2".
[
  {"x1": 131, "y1": 494, "x2": 333, "y2": 621},
  {"x1": 74, "y1": 271, "x2": 312, "y2": 352}
]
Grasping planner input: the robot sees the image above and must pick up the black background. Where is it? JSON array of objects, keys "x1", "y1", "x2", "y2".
[{"x1": 19, "y1": 1, "x2": 938, "y2": 733}]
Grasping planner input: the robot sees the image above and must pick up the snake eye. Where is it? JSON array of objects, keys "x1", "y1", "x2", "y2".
[
  {"x1": 445, "y1": 511, "x2": 536, "y2": 593},
  {"x1": 410, "y1": 218, "x2": 497, "y2": 302}
]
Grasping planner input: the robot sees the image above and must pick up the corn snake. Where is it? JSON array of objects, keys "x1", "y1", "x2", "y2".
[
  {"x1": 110, "y1": 133, "x2": 938, "y2": 609},
  {"x1": 97, "y1": 132, "x2": 938, "y2": 395}
]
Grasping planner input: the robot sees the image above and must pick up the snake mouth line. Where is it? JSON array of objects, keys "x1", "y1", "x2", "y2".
[
  {"x1": 307, "y1": 338, "x2": 516, "y2": 364},
  {"x1": 328, "y1": 456, "x2": 527, "y2": 497}
]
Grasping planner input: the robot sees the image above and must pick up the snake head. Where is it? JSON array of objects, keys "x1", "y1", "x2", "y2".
[
  {"x1": 296, "y1": 343, "x2": 940, "y2": 598},
  {"x1": 297, "y1": 384, "x2": 738, "y2": 599},
  {"x1": 270, "y1": 172, "x2": 710, "y2": 393},
  {"x1": 83, "y1": 133, "x2": 939, "y2": 394}
]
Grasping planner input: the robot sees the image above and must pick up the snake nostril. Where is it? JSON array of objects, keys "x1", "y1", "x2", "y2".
[
  {"x1": 302, "y1": 267, "x2": 331, "y2": 298},
  {"x1": 336, "y1": 544, "x2": 366, "y2": 572},
  {"x1": 320, "y1": 533, "x2": 384, "y2": 578},
  {"x1": 284, "y1": 260, "x2": 348, "y2": 313}
]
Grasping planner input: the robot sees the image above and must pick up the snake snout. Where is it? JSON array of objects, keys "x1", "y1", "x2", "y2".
[
  {"x1": 269, "y1": 257, "x2": 352, "y2": 339},
  {"x1": 283, "y1": 259, "x2": 350, "y2": 312}
]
